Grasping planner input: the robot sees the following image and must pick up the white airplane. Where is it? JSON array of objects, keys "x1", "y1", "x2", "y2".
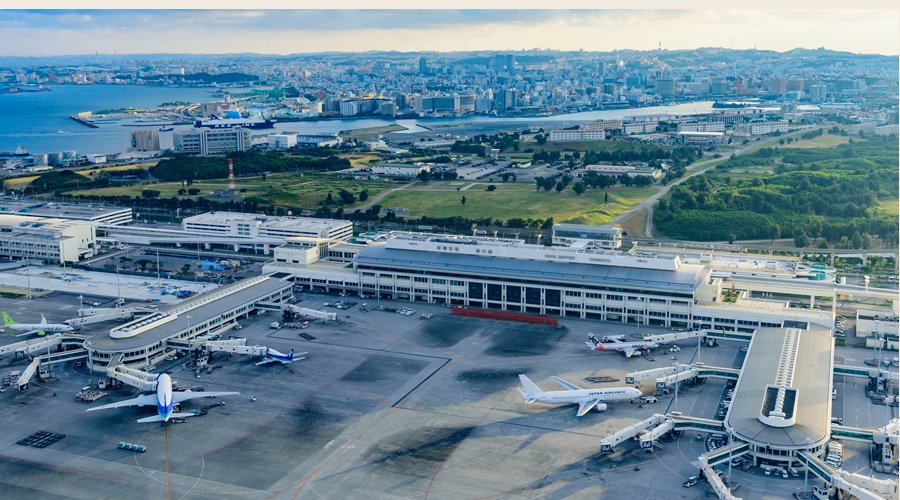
[
  {"x1": 517, "y1": 374, "x2": 643, "y2": 417},
  {"x1": 255, "y1": 347, "x2": 307, "y2": 366},
  {"x1": 86, "y1": 373, "x2": 239, "y2": 423},
  {"x1": 2, "y1": 311, "x2": 74, "y2": 337},
  {"x1": 585, "y1": 334, "x2": 659, "y2": 358}
]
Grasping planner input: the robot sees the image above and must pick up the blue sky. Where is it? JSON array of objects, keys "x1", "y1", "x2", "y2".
[{"x1": 0, "y1": 9, "x2": 897, "y2": 56}]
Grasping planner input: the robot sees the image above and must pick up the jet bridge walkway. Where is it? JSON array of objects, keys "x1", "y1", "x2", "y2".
[{"x1": 600, "y1": 414, "x2": 669, "y2": 453}]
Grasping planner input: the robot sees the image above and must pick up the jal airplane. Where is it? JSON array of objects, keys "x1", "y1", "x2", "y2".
[
  {"x1": 86, "y1": 373, "x2": 239, "y2": 423},
  {"x1": 1, "y1": 311, "x2": 74, "y2": 337},
  {"x1": 255, "y1": 348, "x2": 307, "y2": 366},
  {"x1": 517, "y1": 374, "x2": 643, "y2": 416},
  {"x1": 585, "y1": 334, "x2": 658, "y2": 358}
]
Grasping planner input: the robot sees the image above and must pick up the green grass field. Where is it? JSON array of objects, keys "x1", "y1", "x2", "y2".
[
  {"x1": 879, "y1": 199, "x2": 899, "y2": 215},
  {"x1": 513, "y1": 139, "x2": 674, "y2": 154},
  {"x1": 377, "y1": 181, "x2": 657, "y2": 224},
  {"x1": 65, "y1": 173, "x2": 401, "y2": 209},
  {"x1": 781, "y1": 135, "x2": 851, "y2": 149}
]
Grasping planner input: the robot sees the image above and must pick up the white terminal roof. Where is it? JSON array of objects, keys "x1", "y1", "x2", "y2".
[
  {"x1": 183, "y1": 211, "x2": 350, "y2": 230},
  {"x1": 726, "y1": 327, "x2": 833, "y2": 447}
]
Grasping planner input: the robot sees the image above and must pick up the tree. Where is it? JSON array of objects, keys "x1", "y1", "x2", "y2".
[
  {"x1": 794, "y1": 229, "x2": 810, "y2": 248},
  {"x1": 767, "y1": 223, "x2": 781, "y2": 243},
  {"x1": 486, "y1": 184, "x2": 496, "y2": 192},
  {"x1": 461, "y1": 196, "x2": 467, "y2": 206},
  {"x1": 180, "y1": 263, "x2": 192, "y2": 275},
  {"x1": 187, "y1": 188, "x2": 200, "y2": 196},
  {"x1": 142, "y1": 189, "x2": 160, "y2": 199},
  {"x1": 177, "y1": 188, "x2": 186, "y2": 195},
  {"x1": 604, "y1": 192, "x2": 609, "y2": 203},
  {"x1": 136, "y1": 259, "x2": 152, "y2": 272},
  {"x1": 417, "y1": 169, "x2": 432, "y2": 182},
  {"x1": 359, "y1": 190, "x2": 369, "y2": 202},
  {"x1": 727, "y1": 233, "x2": 736, "y2": 244},
  {"x1": 338, "y1": 189, "x2": 356, "y2": 204},
  {"x1": 573, "y1": 182, "x2": 586, "y2": 196},
  {"x1": 555, "y1": 181, "x2": 565, "y2": 193}
]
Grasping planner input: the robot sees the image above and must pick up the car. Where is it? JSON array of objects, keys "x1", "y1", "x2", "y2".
[
  {"x1": 739, "y1": 345, "x2": 748, "y2": 352},
  {"x1": 682, "y1": 477, "x2": 699, "y2": 488},
  {"x1": 730, "y1": 458, "x2": 743, "y2": 467}
]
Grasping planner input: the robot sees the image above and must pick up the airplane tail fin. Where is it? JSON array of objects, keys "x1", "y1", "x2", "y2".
[
  {"x1": 2, "y1": 312, "x2": 16, "y2": 325},
  {"x1": 588, "y1": 334, "x2": 600, "y2": 346},
  {"x1": 39, "y1": 314, "x2": 47, "y2": 325},
  {"x1": 518, "y1": 374, "x2": 543, "y2": 396},
  {"x1": 288, "y1": 348, "x2": 294, "y2": 359},
  {"x1": 137, "y1": 412, "x2": 197, "y2": 423}
]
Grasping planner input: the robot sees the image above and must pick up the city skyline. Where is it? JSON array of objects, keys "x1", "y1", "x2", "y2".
[{"x1": 0, "y1": 9, "x2": 898, "y2": 57}]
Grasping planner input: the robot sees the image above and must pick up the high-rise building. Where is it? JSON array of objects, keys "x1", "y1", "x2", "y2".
[
  {"x1": 808, "y1": 84, "x2": 827, "y2": 101},
  {"x1": 130, "y1": 129, "x2": 160, "y2": 152},
  {"x1": 655, "y1": 78, "x2": 676, "y2": 97},
  {"x1": 419, "y1": 57, "x2": 428, "y2": 76},
  {"x1": 768, "y1": 77, "x2": 788, "y2": 94}
]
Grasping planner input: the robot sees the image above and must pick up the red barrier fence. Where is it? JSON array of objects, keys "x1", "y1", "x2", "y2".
[{"x1": 451, "y1": 307, "x2": 558, "y2": 326}]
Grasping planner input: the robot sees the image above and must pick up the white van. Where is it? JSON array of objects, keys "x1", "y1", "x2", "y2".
[{"x1": 641, "y1": 396, "x2": 659, "y2": 404}]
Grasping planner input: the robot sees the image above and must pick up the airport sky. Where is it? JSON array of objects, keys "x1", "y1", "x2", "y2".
[{"x1": 0, "y1": 9, "x2": 897, "y2": 56}]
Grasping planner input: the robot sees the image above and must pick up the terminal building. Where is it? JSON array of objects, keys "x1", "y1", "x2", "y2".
[
  {"x1": 264, "y1": 231, "x2": 834, "y2": 331},
  {"x1": 0, "y1": 199, "x2": 132, "y2": 225},
  {"x1": 101, "y1": 212, "x2": 353, "y2": 255},
  {"x1": 0, "y1": 214, "x2": 97, "y2": 264}
]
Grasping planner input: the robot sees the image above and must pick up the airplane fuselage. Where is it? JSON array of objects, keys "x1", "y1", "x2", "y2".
[
  {"x1": 525, "y1": 387, "x2": 642, "y2": 405},
  {"x1": 6, "y1": 323, "x2": 73, "y2": 333},
  {"x1": 156, "y1": 373, "x2": 175, "y2": 421}
]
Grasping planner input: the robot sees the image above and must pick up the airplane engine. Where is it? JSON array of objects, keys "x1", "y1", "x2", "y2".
[{"x1": 596, "y1": 403, "x2": 608, "y2": 412}]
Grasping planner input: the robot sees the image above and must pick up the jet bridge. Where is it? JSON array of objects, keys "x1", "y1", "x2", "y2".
[
  {"x1": 284, "y1": 304, "x2": 336, "y2": 321},
  {"x1": 643, "y1": 329, "x2": 707, "y2": 344},
  {"x1": 67, "y1": 307, "x2": 152, "y2": 326},
  {"x1": 197, "y1": 338, "x2": 269, "y2": 358},
  {"x1": 639, "y1": 418, "x2": 675, "y2": 451},
  {"x1": 796, "y1": 450, "x2": 898, "y2": 500},
  {"x1": 600, "y1": 414, "x2": 669, "y2": 453},
  {"x1": 106, "y1": 356, "x2": 157, "y2": 392},
  {"x1": 15, "y1": 348, "x2": 88, "y2": 390},
  {"x1": 626, "y1": 363, "x2": 739, "y2": 391},
  {"x1": 0, "y1": 334, "x2": 64, "y2": 358},
  {"x1": 697, "y1": 453, "x2": 741, "y2": 500}
]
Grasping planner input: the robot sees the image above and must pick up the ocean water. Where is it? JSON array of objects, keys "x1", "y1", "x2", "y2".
[{"x1": 0, "y1": 84, "x2": 716, "y2": 155}]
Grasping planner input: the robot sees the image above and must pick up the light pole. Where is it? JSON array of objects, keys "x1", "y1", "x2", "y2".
[
  {"x1": 77, "y1": 295, "x2": 84, "y2": 334},
  {"x1": 25, "y1": 258, "x2": 32, "y2": 300},
  {"x1": 727, "y1": 428, "x2": 733, "y2": 485},
  {"x1": 115, "y1": 265, "x2": 121, "y2": 305}
]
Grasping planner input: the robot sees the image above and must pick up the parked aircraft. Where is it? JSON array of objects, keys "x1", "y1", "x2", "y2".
[
  {"x1": 255, "y1": 348, "x2": 307, "y2": 366},
  {"x1": 86, "y1": 373, "x2": 238, "y2": 423},
  {"x1": 585, "y1": 334, "x2": 658, "y2": 358},
  {"x1": 1, "y1": 312, "x2": 74, "y2": 337},
  {"x1": 517, "y1": 374, "x2": 642, "y2": 416}
]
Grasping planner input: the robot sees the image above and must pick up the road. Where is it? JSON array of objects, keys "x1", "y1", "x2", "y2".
[
  {"x1": 607, "y1": 128, "x2": 813, "y2": 237},
  {"x1": 353, "y1": 180, "x2": 419, "y2": 212}
]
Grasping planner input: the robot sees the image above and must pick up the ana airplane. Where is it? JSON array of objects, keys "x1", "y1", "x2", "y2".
[
  {"x1": 1, "y1": 311, "x2": 74, "y2": 337},
  {"x1": 86, "y1": 373, "x2": 239, "y2": 423},
  {"x1": 255, "y1": 347, "x2": 307, "y2": 366},
  {"x1": 517, "y1": 374, "x2": 643, "y2": 417},
  {"x1": 585, "y1": 334, "x2": 658, "y2": 358}
]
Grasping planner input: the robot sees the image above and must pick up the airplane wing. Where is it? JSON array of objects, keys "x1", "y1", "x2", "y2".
[
  {"x1": 14, "y1": 330, "x2": 43, "y2": 337},
  {"x1": 551, "y1": 376, "x2": 583, "y2": 391},
  {"x1": 171, "y1": 390, "x2": 239, "y2": 404},
  {"x1": 255, "y1": 358, "x2": 284, "y2": 366},
  {"x1": 623, "y1": 348, "x2": 637, "y2": 358},
  {"x1": 86, "y1": 394, "x2": 158, "y2": 412},
  {"x1": 608, "y1": 338, "x2": 622, "y2": 344},
  {"x1": 576, "y1": 399, "x2": 602, "y2": 417}
]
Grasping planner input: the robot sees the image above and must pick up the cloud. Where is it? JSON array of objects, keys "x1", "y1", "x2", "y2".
[{"x1": 0, "y1": 9, "x2": 896, "y2": 56}]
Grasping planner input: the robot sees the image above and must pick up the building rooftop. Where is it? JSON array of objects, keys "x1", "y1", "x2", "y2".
[
  {"x1": 183, "y1": 211, "x2": 350, "y2": 230},
  {"x1": 726, "y1": 327, "x2": 833, "y2": 447},
  {"x1": 87, "y1": 277, "x2": 291, "y2": 351},
  {"x1": 355, "y1": 246, "x2": 706, "y2": 293},
  {"x1": 0, "y1": 200, "x2": 129, "y2": 220}
]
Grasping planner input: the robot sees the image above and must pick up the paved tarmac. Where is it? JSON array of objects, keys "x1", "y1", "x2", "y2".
[{"x1": 0, "y1": 291, "x2": 895, "y2": 499}]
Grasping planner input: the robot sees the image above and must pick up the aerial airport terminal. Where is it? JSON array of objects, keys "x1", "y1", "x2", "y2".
[{"x1": 0, "y1": 209, "x2": 897, "y2": 499}]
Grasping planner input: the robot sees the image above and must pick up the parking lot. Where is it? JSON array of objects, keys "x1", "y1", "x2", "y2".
[{"x1": 0, "y1": 290, "x2": 896, "y2": 499}]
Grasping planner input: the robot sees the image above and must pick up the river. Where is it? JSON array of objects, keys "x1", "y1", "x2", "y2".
[{"x1": 0, "y1": 84, "x2": 719, "y2": 155}]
